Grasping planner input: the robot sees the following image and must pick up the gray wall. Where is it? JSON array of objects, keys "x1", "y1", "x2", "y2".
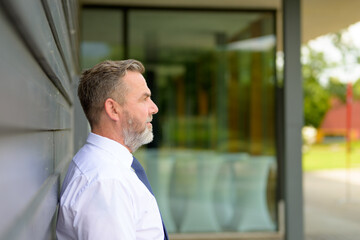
[{"x1": 0, "y1": 0, "x2": 79, "y2": 239}]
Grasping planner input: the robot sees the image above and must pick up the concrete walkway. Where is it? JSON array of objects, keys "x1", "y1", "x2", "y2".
[{"x1": 304, "y1": 169, "x2": 360, "y2": 240}]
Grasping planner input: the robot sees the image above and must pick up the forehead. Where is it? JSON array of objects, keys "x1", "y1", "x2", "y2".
[{"x1": 123, "y1": 71, "x2": 150, "y2": 95}]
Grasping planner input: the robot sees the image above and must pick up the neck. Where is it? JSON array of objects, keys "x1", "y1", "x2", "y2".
[{"x1": 91, "y1": 125, "x2": 133, "y2": 153}]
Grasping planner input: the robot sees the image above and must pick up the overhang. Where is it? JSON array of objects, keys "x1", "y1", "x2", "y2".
[{"x1": 80, "y1": 0, "x2": 360, "y2": 44}]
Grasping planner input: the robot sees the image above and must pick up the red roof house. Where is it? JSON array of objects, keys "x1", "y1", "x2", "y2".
[{"x1": 317, "y1": 100, "x2": 360, "y2": 142}]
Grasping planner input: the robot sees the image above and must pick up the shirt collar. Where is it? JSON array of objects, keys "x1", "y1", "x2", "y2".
[{"x1": 86, "y1": 132, "x2": 133, "y2": 168}]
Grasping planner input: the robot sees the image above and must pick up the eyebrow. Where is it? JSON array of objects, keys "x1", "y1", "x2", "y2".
[{"x1": 142, "y1": 92, "x2": 151, "y2": 98}]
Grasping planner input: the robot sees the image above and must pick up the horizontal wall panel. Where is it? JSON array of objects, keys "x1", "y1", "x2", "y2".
[
  {"x1": 54, "y1": 130, "x2": 72, "y2": 170},
  {"x1": 2, "y1": 174, "x2": 59, "y2": 240},
  {"x1": 74, "y1": 83, "x2": 90, "y2": 152},
  {"x1": 0, "y1": 0, "x2": 78, "y2": 239},
  {"x1": 62, "y1": 0, "x2": 80, "y2": 71},
  {"x1": 54, "y1": 130, "x2": 73, "y2": 185},
  {"x1": 0, "y1": 132, "x2": 54, "y2": 236},
  {"x1": 43, "y1": 0, "x2": 76, "y2": 82},
  {"x1": 0, "y1": 11, "x2": 71, "y2": 130},
  {"x1": 2, "y1": 0, "x2": 73, "y2": 104}
]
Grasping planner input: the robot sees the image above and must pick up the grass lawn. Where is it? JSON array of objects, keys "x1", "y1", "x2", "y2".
[{"x1": 303, "y1": 140, "x2": 360, "y2": 171}]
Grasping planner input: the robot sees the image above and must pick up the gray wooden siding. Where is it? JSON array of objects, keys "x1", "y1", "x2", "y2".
[{"x1": 0, "y1": 0, "x2": 79, "y2": 239}]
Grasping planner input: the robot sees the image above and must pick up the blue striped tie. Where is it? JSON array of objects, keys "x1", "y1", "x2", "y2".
[{"x1": 131, "y1": 156, "x2": 169, "y2": 240}]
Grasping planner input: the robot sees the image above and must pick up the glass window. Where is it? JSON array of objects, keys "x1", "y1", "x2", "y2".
[
  {"x1": 81, "y1": 9, "x2": 124, "y2": 69},
  {"x1": 81, "y1": 8, "x2": 278, "y2": 235}
]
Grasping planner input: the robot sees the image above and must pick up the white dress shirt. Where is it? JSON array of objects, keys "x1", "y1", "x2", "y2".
[{"x1": 56, "y1": 133, "x2": 164, "y2": 240}]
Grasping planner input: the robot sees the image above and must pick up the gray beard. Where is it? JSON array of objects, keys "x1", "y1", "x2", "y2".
[{"x1": 122, "y1": 116, "x2": 154, "y2": 152}]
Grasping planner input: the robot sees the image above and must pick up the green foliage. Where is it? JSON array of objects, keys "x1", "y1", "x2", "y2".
[
  {"x1": 303, "y1": 79, "x2": 330, "y2": 128},
  {"x1": 352, "y1": 78, "x2": 360, "y2": 100},
  {"x1": 302, "y1": 29, "x2": 360, "y2": 128},
  {"x1": 327, "y1": 77, "x2": 347, "y2": 103},
  {"x1": 302, "y1": 47, "x2": 330, "y2": 127}
]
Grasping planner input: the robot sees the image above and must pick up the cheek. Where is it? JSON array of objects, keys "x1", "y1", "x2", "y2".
[
  {"x1": 141, "y1": 104, "x2": 150, "y2": 117},
  {"x1": 134, "y1": 109, "x2": 148, "y2": 123},
  {"x1": 131, "y1": 103, "x2": 149, "y2": 123}
]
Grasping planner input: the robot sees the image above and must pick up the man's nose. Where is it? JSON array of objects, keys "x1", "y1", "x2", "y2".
[{"x1": 150, "y1": 99, "x2": 159, "y2": 114}]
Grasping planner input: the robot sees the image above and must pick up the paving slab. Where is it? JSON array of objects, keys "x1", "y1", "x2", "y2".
[{"x1": 304, "y1": 169, "x2": 360, "y2": 240}]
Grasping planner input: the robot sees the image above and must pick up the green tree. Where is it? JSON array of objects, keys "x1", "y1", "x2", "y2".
[
  {"x1": 302, "y1": 47, "x2": 330, "y2": 128},
  {"x1": 302, "y1": 27, "x2": 360, "y2": 128},
  {"x1": 327, "y1": 77, "x2": 346, "y2": 103},
  {"x1": 353, "y1": 78, "x2": 360, "y2": 100}
]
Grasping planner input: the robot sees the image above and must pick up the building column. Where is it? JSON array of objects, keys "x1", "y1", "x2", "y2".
[{"x1": 283, "y1": 0, "x2": 304, "y2": 239}]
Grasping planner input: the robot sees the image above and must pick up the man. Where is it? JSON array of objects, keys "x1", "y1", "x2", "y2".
[{"x1": 56, "y1": 59, "x2": 168, "y2": 240}]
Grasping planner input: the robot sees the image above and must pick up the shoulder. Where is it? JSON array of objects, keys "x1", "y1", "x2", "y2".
[
  {"x1": 73, "y1": 141, "x2": 131, "y2": 179},
  {"x1": 59, "y1": 144, "x2": 137, "y2": 208},
  {"x1": 59, "y1": 168, "x2": 138, "y2": 210}
]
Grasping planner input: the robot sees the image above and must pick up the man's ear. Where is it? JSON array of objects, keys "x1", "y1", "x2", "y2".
[{"x1": 104, "y1": 98, "x2": 121, "y2": 121}]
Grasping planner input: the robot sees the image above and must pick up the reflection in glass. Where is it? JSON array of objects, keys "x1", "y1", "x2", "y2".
[
  {"x1": 129, "y1": 10, "x2": 278, "y2": 233},
  {"x1": 81, "y1": 8, "x2": 278, "y2": 234},
  {"x1": 81, "y1": 9, "x2": 123, "y2": 69}
]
